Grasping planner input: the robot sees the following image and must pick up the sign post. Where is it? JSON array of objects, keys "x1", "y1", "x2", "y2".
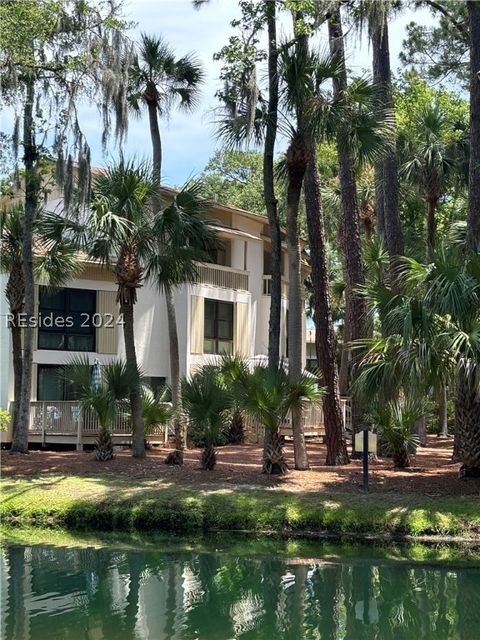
[{"x1": 355, "y1": 429, "x2": 377, "y2": 492}]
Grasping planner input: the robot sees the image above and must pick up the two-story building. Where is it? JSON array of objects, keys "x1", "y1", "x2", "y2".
[{"x1": 0, "y1": 185, "x2": 308, "y2": 446}]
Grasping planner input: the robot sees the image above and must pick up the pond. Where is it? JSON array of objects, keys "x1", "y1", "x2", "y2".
[{"x1": 1, "y1": 533, "x2": 479, "y2": 639}]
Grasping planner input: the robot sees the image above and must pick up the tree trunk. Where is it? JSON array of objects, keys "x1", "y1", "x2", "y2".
[
  {"x1": 370, "y1": 9, "x2": 405, "y2": 275},
  {"x1": 12, "y1": 77, "x2": 37, "y2": 453},
  {"x1": 165, "y1": 286, "x2": 184, "y2": 464},
  {"x1": 120, "y1": 302, "x2": 145, "y2": 458},
  {"x1": 454, "y1": 371, "x2": 480, "y2": 476},
  {"x1": 304, "y1": 150, "x2": 349, "y2": 465},
  {"x1": 263, "y1": 1, "x2": 281, "y2": 468},
  {"x1": 338, "y1": 288, "x2": 351, "y2": 397},
  {"x1": 285, "y1": 138, "x2": 309, "y2": 471},
  {"x1": 6, "y1": 265, "x2": 24, "y2": 437},
  {"x1": 374, "y1": 166, "x2": 386, "y2": 241},
  {"x1": 328, "y1": 9, "x2": 369, "y2": 445},
  {"x1": 264, "y1": 0, "x2": 281, "y2": 370},
  {"x1": 426, "y1": 196, "x2": 438, "y2": 261},
  {"x1": 263, "y1": 429, "x2": 288, "y2": 474},
  {"x1": 438, "y1": 384, "x2": 448, "y2": 438},
  {"x1": 11, "y1": 323, "x2": 23, "y2": 437},
  {"x1": 467, "y1": 1, "x2": 480, "y2": 252},
  {"x1": 147, "y1": 98, "x2": 162, "y2": 189},
  {"x1": 413, "y1": 415, "x2": 427, "y2": 447}
]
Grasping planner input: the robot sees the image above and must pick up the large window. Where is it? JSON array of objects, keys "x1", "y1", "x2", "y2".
[
  {"x1": 204, "y1": 300, "x2": 233, "y2": 354},
  {"x1": 37, "y1": 365, "x2": 79, "y2": 401},
  {"x1": 38, "y1": 287, "x2": 96, "y2": 351}
]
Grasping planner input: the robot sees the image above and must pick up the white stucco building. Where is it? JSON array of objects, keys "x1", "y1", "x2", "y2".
[{"x1": 0, "y1": 186, "x2": 308, "y2": 445}]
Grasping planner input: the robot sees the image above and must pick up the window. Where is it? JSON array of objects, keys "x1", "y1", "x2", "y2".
[
  {"x1": 142, "y1": 376, "x2": 167, "y2": 396},
  {"x1": 37, "y1": 365, "x2": 80, "y2": 401},
  {"x1": 38, "y1": 287, "x2": 96, "y2": 351},
  {"x1": 204, "y1": 300, "x2": 233, "y2": 354},
  {"x1": 208, "y1": 240, "x2": 231, "y2": 267}
]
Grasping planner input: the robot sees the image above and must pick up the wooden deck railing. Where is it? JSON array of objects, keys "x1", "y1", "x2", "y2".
[
  {"x1": 196, "y1": 263, "x2": 249, "y2": 291},
  {"x1": 244, "y1": 398, "x2": 352, "y2": 444},
  {"x1": 26, "y1": 401, "x2": 168, "y2": 447}
]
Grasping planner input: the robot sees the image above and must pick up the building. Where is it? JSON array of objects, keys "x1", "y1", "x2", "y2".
[{"x1": 0, "y1": 185, "x2": 308, "y2": 446}]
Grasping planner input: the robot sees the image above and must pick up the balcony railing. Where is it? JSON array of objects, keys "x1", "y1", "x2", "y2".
[
  {"x1": 24, "y1": 401, "x2": 168, "y2": 446},
  {"x1": 197, "y1": 263, "x2": 249, "y2": 291},
  {"x1": 262, "y1": 275, "x2": 289, "y2": 298}
]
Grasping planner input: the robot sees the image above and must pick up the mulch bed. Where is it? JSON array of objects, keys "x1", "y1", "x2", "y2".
[{"x1": 2, "y1": 436, "x2": 480, "y2": 497}]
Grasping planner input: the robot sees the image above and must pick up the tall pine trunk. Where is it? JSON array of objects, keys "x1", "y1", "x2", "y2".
[
  {"x1": 285, "y1": 138, "x2": 309, "y2": 470},
  {"x1": 370, "y1": 9, "x2": 404, "y2": 275},
  {"x1": 12, "y1": 77, "x2": 37, "y2": 453},
  {"x1": 328, "y1": 9, "x2": 369, "y2": 443},
  {"x1": 264, "y1": 0, "x2": 281, "y2": 370},
  {"x1": 438, "y1": 384, "x2": 448, "y2": 438},
  {"x1": 467, "y1": 1, "x2": 480, "y2": 252},
  {"x1": 120, "y1": 302, "x2": 145, "y2": 458},
  {"x1": 304, "y1": 150, "x2": 349, "y2": 465}
]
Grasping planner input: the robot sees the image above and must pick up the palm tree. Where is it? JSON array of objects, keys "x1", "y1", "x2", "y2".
[
  {"x1": 89, "y1": 159, "x2": 157, "y2": 458},
  {"x1": 182, "y1": 368, "x2": 232, "y2": 470},
  {"x1": 128, "y1": 35, "x2": 204, "y2": 460},
  {"x1": 145, "y1": 183, "x2": 217, "y2": 463},
  {"x1": 357, "y1": 246, "x2": 480, "y2": 475},
  {"x1": 0, "y1": 204, "x2": 80, "y2": 441},
  {"x1": 213, "y1": 354, "x2": 250, "y2": 444},
  {"x1": 141, "y1": 386, "x2": 172, "y2": 445},
  {"x1": 238, "y1": 365, "x2": 324, "y2": 474},
  {"x1": 370, "y1": 399, "x2": 421, "y2": 468},
  {"x1": 400, "y1": 102, "x2": 466, "y2": 261},
  {"x1": 61, "y1": 357, "x2": 136, "y2": 461}
]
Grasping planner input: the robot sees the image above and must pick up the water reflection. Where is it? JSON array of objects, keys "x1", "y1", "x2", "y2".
[{"x1": 1, "y1": 543, "x2": 479, "y2": 639}]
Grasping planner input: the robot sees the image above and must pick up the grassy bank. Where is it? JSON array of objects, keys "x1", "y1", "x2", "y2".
[{"x1": 2, "y1": 475, "x2": 480, "y2": 540}]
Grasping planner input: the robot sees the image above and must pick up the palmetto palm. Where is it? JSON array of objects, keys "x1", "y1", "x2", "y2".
[
  {"x1": 181, "y1": 368, "x2": 232, "y2": 470},
  {"x1": 238, "y1": 365, "x2": 324, "y2": 474},
  {"x1": 61, "y1": 357, "x2": 137, "y2": 460},
  {"x1": 400, "y1": 102, "x2": 467, "y2": 260},
  {"x1": 89, "y1": 158, "x2": 157, "y2": 459},
  {"x1": 145, "y1": 183, "x2": 218, "y2": 462},
  {"x1": 128, "y1": 34, "x2": 204, "y2": 464},
  {"x1": 357, "y1": 246, "x2": 480, "y2": 474},
  {"x1": 370, "y1": 398, "x2": 422, "y2": 468},
  {"x1": 0, "y1": 204, "x2": 80, "y2": 438},
  {"x1": 128, "y1": 34, "x2": 204, "y2": 185}
]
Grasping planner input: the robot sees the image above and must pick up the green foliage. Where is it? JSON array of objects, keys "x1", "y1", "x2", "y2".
[
  {"x1": 370, "y1": 399, "x2": 422, "y2": 469},
  {"x1": 141, "y1": 386, "x2": 171, "y2": 437},
  {"x1": 0, "y1": 407, "x2": 11, "y2": 431}
]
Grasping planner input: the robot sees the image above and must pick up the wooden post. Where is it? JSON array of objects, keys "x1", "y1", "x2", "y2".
[
  {"x1": 76, "y1": 408, "x2": 83, "y2": 451},
  {"x1": 41, "y1": 402, "x2": 47, "y2": 447}
]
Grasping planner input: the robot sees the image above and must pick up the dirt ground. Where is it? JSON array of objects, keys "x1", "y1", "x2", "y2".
[{"x1": 3, "y1": 436, "x2": 480, "y2": 497}]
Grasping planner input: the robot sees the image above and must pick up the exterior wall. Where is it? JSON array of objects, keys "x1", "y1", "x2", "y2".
[{"x1": 1, "y1": 192, "x2": 310, "y2": 441}]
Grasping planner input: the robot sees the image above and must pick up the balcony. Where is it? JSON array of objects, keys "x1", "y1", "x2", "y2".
[
  {"x1": 197, "y1": 263, "x2": 249, "y2": 291},
  {"x1": 262, "y1": 275, "x2": 289, "y2": 298}
]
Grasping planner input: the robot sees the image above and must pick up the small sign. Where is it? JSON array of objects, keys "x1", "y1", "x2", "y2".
[{"x1": 355, "y1": 430, "x2": 377, "y2": 454}]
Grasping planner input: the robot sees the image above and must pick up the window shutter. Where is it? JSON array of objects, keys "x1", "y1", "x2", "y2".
[
  {"x1": 234, "y1": 302, "x2": 249, "y2": 356},
  {"x1": 96, "y1": 291, "x2": 118, "y2": 354},
  {"x1": 31, "y1": 363, "x2": 37, "y2": 400},
  {"x1": 190, "y1": 295, "x2": 204, "y2": 354}
]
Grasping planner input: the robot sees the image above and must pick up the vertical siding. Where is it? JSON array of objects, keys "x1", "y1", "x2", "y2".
[
  {"x1": 96, "y1": 290, "x2": 118, "y2": 354},
  {"x1": 234, "y1": 302, "x2": 249, "y2": 356},
  {"x1": 190, "y1": 295, "x2": 204, "y2": 354}
]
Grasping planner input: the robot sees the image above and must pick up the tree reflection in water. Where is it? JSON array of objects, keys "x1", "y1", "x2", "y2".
[{"x1": 1, "y1": 543, "x2": 479, "y2": 639}]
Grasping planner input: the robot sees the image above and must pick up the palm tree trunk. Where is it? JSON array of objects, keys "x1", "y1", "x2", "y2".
[
  {"x1": 438, "y1": 384, "x2": 448, "y2": 438},
  {"x1": 165, "y1": 285, "x2": 184, "y2": 461},
  {"x1": 338, "y1": 288, "x2": 351, "y2": 397},
  {"x1": 328, "y1": 9, "x2": 369, "y2": 445},
  {"x1": 467, "y1": 1, "x2": 480, "y2": 252},
  {"x1": 285, "y1": 139, "x2": 309, "y2": 471},
  {"x1": 426, "y1": 196, "x2": 438, "y2": 261},
  {"x1": 454, "y1": 371, "x2": 480, "y2": 476},
  {"x1": 147, "y1": 99, "x2": 162, "y2": 188},
  {"x1": 370, "y1": 9, "x2": 405, "y2": 273},
  {"x1": 264, "y1": 0, "x2": 281, "y2": 371},
  {"x1": 11, "y1": 322, "x2": 23, "y2": 437},
  {"x1": 304, "y1": 150, "x2": 349, "y2": 465},
  {"x1": 12, "y1": 77, "x2": 37, "y2": 453},
  {"x1": 120, "y1": 301, "x2": 145, "y2": 458}
]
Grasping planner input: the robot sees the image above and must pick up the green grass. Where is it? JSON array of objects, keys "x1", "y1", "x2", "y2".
[{"x1": 2, "y1": 475, "x2": 480, "y2": 539}]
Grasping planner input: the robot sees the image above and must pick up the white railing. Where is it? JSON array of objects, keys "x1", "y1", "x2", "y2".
[
  {"x1": 197, "y1": 263, "x2": 249, "y2": 291},
  {"x1": 262, "y1": 275, "x2": 289, "y2": 298},
  {"x1": 26, "y1": 401, "x2": 167, "y2": 444},
  {"x1": 244, "y1": 398, "x2": 352, "y2": 444}
]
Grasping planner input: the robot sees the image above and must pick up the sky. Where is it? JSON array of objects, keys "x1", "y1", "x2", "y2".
[{"x1": 65, "y1": 1, "x2": 432, "y2": 186}]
